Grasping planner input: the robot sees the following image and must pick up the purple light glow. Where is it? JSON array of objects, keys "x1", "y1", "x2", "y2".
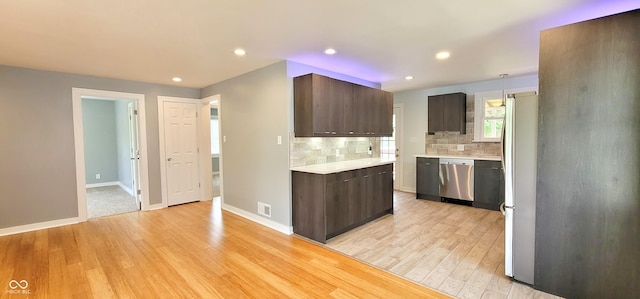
[
  {"x1": 286, "y1": 53, "x2": 387, "y2": 87},
  {"x1": 541, "y1": 0, "x2": 640, "y2": 30}
]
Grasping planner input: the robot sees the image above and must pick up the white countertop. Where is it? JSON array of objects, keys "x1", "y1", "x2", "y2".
[
  {"x1": 415, "y1": 154, "x2": 501, "y2": 161},
  {"x1": 290, "y1": 157, "x2": 395, "y2": 174}
]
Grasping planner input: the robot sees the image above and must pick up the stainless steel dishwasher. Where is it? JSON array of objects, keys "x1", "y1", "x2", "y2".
[{"x1": 439, "y1": 158, "x2": 474, "y2": 201}]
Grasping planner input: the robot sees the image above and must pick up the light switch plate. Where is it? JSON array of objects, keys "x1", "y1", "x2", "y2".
[{"x1": 457, "y1": 144, "x2": 464, "y2": 151}]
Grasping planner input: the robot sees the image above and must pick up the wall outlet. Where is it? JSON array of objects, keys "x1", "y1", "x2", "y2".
[
  {"x1": 277, "y1": 135, "x2": 282, "y2": 145},
  {"x1": 335, "y1": 149, "x2": 340, "y2": 156},
  {"x1": 95, "y1": 173, "x2": 101, "y2": 180},
  {"x1": 457, "y1": 145, "x2": 464, "y2": 151},
  {"x1": 258, "y1": 202, "x2": 271, "y2": 218}
]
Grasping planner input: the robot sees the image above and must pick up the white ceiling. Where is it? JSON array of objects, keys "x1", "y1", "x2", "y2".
[{"x1": 1, "y1": 0, "x2": 638, "y2": 92}]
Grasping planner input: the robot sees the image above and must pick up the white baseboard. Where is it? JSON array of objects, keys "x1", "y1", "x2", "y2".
[
  {"x1": 0, "y1": 217, "x2": 80, "y2": 237},
  {"x1": 118, "y1": 182, "x2": 134, "y2": 196},
  {"x1": 222, "y1": 204, "x2": 293, "y2": 235},
  {"x1": 86, "y1": 181, "x2": 118, "y2": 188},
  {"x1": 147, "y1": 203, "x2": 165, "y2": 211}
]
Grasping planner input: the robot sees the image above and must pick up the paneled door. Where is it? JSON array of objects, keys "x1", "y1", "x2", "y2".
[{"x1": 163, "y1": 101, "x2": 200, "y2": 205}]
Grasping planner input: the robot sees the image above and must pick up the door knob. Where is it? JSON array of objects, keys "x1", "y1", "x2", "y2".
[{"x1": 167, "y1": 158, "x2": 172, "y2": 161}]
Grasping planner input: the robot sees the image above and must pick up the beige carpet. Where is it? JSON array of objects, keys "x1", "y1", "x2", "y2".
[
  {"x1": 86, "y1": 185, "x2": 138, "y2": 218},
  {"x1": 212, "y1": 173, "x2": 220, "y2": 198}
]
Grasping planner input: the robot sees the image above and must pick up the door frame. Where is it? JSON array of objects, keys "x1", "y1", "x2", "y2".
[
  {"x1": 127, "y1": 102, "x2": 141, "y2": 208},
  {"x1": 208, "y1": 95, "x2": 223, "y2": 201},
  {"x1": 393, "y1": 103, "x2": 404, "y2": 190},
  {"x1": 72, "y1": 88, "x2": 150, "y2": 221},
  {"x1": 158, "y1": 96, "x2": 215, "y2": 208}
]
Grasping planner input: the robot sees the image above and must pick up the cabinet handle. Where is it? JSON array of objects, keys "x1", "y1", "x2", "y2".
[
  {"x1": 425, "y1": 163, "x2": 431, "y2": 165},
  {"x1": 343, "y1": 179, "x2": 349, "y2": 182},
  {"x1": 331, "y1": 132, "x2": 337, "y2": 135},
  {"x1": 364, "y1": 175, "x2": 369, "y2": 178},
  {"x1": 491, "y1": 167, "x2": 500, "y2": 170}
]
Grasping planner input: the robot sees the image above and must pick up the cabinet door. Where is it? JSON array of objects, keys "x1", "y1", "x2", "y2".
[
  {"x1": 352, "y1": 85, "x2": 373, "y2": 135},
  {"x1": 379, "y1": 164, "x2": 394, "y2": 212},
  {"x1": 416, "y1": 157, "x2": 440, "y2": 200},
  {"x1": 311, "y1": 75, "x2": 352, "y2": 136},
  {"x1": 473, "y1": 160, "x2": 503, "y2": 211},
  {"x1": 372, "y1": 91, "x2": 393, "y2": 136},
  {"x1": 368, "y1": 164, "x2": 393, "y2": 216},
  {"x1": 361, "y1": 167, "x2": 376, "y2": 218},
  {"x1": 428, "y1": 95, "x2": 444, "y2": 134},
  {"x1": 325, "y1": 176, "x2": 346, "y2": 235},
  {"x1": 442, "y1": 93, "x2": 466, "y2": 134}
]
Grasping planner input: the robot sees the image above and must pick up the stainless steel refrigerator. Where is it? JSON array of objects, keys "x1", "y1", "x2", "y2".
[{"x1": 501, "y1": 91, "x2": 537, "y2": 285}]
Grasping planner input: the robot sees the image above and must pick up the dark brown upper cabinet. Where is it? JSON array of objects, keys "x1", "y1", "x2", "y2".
[
  {"x1": 427, "y1": 92, "x2": 466, "y2": 135},
  {"x1": 294, "y1": 73, "x2": 393, "y2": 137}
]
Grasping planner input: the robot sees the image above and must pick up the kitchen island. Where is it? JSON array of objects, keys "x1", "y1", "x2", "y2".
[{"x1": 291, "y1": 158, "x2": 394, "y2": 243}]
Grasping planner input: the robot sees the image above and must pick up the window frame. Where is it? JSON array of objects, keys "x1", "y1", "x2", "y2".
[
  {"x1": 474, "y1": 87, "x2": 538, "y2": 142},
  {"x1": 474, "y1": 90, "x2": 504, "y2": 142}
]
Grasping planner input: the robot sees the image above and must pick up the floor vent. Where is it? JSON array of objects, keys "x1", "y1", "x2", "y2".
[{"x1": 258, "y1": 202, "x2": 271, "y2": 218}]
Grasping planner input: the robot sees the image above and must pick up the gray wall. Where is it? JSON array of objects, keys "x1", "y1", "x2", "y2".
[
  {"x1": 115, "y1": 100, "x2": 133, "y2": 190},
  {"x1": 200, "y1": 61, "x2": 381, "y2": 228},
  {"x1": 393, "y1": 74, "x2": 539, "y2": 192},
  {"x1": 201, "y1": 61, "x2": 292, "y2": 226},
  {"x1": 82, "y1": 99, "x2": 118, "y2": 184},
  {"x1": 0, "y1": 65, "x2": 199, "y2": 229}
]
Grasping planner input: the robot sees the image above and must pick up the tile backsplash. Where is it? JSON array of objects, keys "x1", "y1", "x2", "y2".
[
  {"x1": 290, "y1": 134, "x2": 379, "y2": 167},
  {"x1": 425, "y1": 96, "x2": 502, "y2": 157}
]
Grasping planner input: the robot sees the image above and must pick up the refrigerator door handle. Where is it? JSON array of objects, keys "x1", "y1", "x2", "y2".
[{"x1": 500, "y1": 124, "x2": 506, "y2": 174}]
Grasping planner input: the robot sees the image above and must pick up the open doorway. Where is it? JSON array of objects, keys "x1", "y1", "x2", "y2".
[
  {"x1": 210, "y1": 100, "x2": 221, "y2": 198},
  {"x1": 72, "y1": 88, "x2": 150, "y2": 221},
  {"x1": 81, "y1": 98, "x2": 140, "y2": 218}
]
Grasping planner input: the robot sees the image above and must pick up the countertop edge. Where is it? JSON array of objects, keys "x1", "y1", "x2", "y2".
[
  {"x1": 290, "y1": 158, "x2": 395, "y2": 175},
  {"x1": 414, "y1": 154, "x2": 501, "y2": 161}
]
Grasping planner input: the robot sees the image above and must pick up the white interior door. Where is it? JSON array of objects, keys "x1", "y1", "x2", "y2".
[
  {"x1": 128, "y1": 102, "x2": 141, "y2": 209},
  {"x1": 163, "y1": 101, "x2": 200, "y2": 206}
]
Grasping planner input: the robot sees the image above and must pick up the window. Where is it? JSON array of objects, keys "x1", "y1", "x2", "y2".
[{"x1": 474, "y1": 90, "x2": 505, "y2": 142}]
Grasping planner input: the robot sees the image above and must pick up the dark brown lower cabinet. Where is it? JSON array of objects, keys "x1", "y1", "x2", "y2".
[
  {"x1": 416, "y1": 157, "x2": 440, "y2": 201},
  {"x1": 473, "y1": 160, "x2": 504, "y2": 211},
  {"x1": 292, "y1": 164, "x2": 394, "y2": 243}
]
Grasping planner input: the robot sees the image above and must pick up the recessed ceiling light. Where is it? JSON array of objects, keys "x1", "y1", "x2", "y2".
[
  {"x1": 172, "y1": 77, "x2": 182, "y2": 82},
  {"x1": 324, "y1": 48, "x2": 337, "y2": 55},
  {"x1": 436, "y1": 51, "x2": 450, "y2": 60},
  {"x1": 234, "y1": 48, "x2": 246, "y2": 56},
  {"x1": 405, "y1": 76, "x2": 414, "y2": 80}
]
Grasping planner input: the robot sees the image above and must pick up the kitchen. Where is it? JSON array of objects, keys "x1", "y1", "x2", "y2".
[
  {"x1": 288, "y1": 71, "x2": 538, "y2": 297},
  {"x1": 288, "y1": 9, "x2": 639, "y2": 299}
]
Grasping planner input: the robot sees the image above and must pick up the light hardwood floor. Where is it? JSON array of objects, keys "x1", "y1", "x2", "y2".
[
  {"x1": 0, "y1": 198, "x2": 449, "y2": 298},
  {"x1": 325, "y1": 191, "x2": 562, "y2": 299}
]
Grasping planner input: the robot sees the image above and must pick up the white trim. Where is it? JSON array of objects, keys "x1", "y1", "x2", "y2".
[
  {"x1": 222, "y1": 204, "x2": 293, "y2": 235},
  {"x1": 118, "y1": 182, "x2": 134, "y2": 196},
  {"x1": 72, "y1": 88, "x2": 151, "y2": 224},
  {"x1": 473, "y1": 86, "x2": 538, "y2": 143},
  {"x1": 86, "y1": 181, "x2": 119, "y2": 188},
  {"x1": 0, "y1": 217, "x2": 79, "y2": 237},
  {"x1": 393, "y1": 103, "x2": 404, "y2": 191},
  {"x1": 147, "y1": 204, "x2": 165, "y2": 211}
]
